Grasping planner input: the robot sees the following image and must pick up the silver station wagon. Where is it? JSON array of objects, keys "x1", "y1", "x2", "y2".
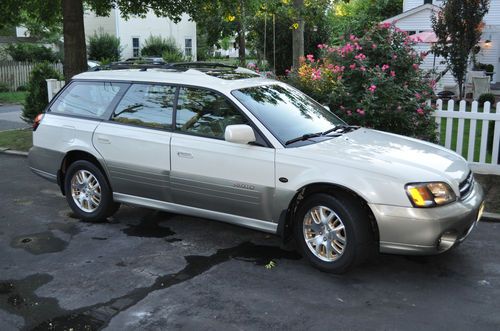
[{"x1": 29, "y1": 63, "x2": 485, "y2": 273}]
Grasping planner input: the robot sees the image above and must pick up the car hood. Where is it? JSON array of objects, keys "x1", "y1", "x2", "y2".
[{"x1": 296, "y1": 128, "x2": 469, "y2": 184}]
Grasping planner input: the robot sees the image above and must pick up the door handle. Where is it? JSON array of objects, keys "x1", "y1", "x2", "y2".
[
  {"x1": 97, "y1": 135, "x2": 111, "y2": 144},
  {"x1": 177, "y1": 151, "x2": 193, "y2": 159}
]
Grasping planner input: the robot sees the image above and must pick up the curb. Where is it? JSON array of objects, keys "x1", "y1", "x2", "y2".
[
  {"x1": 0, "y1": 148, "x2": 28, "y2": 156},
  {"x1": 482, "y1": 212, "x2": 500, "y2": 222}
]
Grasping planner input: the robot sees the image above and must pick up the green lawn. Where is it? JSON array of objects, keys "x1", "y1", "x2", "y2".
[
  {"x1": 0, "y1": 129, "x2": 32, "y2": 151},
  {"x1": 437, "y1": 104, "x2": 496, "y2": 163},
  {"x1": 0, "y1": 91, "x2": 27, "y2": 105}
]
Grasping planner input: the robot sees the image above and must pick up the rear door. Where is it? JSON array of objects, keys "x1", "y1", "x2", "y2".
[
  {"x1": 93, "y1": 83, "x2": 176, "y2": 201},
  {"x1": 170, "y1": 86, "x2": 276, "y2": 221}
]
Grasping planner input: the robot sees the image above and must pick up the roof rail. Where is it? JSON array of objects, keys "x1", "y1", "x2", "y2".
[
  {"x1": 89, "y1": 61, "x2": 239, "y2": 72},
  {"x1": 165, "y1": 62, "x2": 238, "y2": 70}
]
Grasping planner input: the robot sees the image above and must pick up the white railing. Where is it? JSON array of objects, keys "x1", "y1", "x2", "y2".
[
  {"x1": 46, "y1": 79, "x2": 65, "y2": 102},
  {"x1": 45, "y1": 80, "x2": 500, "y2": 175},
  {"x1": 434, "y1": 99, "x2": 500, "y2": 175}
]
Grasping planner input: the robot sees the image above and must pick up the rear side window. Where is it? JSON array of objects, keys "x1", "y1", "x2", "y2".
[
  {"x1": 51, "y1": 81, "x2": 126, "y2": 118},
  {"x1": 111, "y1": 84, "x2": 176, "y2": 130}
]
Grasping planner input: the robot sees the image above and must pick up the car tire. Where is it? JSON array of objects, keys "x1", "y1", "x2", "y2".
[
  {"x1": 293, "y1": 193, "x2": 375, "y2": 273},
  {"x1": 64, "y1": 160, "x2": 118, "y2": 222}
]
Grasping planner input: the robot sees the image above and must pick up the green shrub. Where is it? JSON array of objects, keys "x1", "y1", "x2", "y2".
[
  {"x1": 22, "y1": 62, "x2": 63, "y2": 123},
  {"x1": 0, "y1": 82, "x2": 9, "y2": 92},
  {"x1": 478, "y1": 93, "x2": 496, "y2": 105},
  {"x1": 141, "y1": 35, "x2": 183, "y2": 61},
  {"x1": 88, "y1": 31, "x2": 121, "y2": 62},
  {"x1": 162, "y1": 49, "x2": 184, "y2": 63},
  {"x1": 5, "y1": 43, "x2": 58, "y2": 62},
  {"x1": 287, "y1": 24, "x2": 437, "y2": 142},
  {"x1": 16, "y1": 85, "x2": 28, "y2": 92}
]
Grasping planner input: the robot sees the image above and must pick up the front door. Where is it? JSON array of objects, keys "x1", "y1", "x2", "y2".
[{"x1": 170, "y1": 87, "x2": 275, "y2": 221}]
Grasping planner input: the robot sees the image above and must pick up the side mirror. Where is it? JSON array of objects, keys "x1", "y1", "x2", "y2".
[
  {"x1": 224, "y1": 124, "x2": 256, "y2": 145},
  {"x1": 323, "y1": 105, "x2": 330, "y2": 111}
]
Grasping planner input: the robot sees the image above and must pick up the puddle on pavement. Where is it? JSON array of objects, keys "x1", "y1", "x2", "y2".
[
  {"x1": 122, "y1": 211, "x2": 175, "y2": 238},
  {"x1": 32, "y1": 242, "x2": 302, "y2": 330},
  {"x1": 91, "y1": 237, "x2": 108, "y2": 241},
  {"x1": 10, "y1": 232, "x2": 68, "y2": 255},
  {"x1": 0, "y1": 274, "x2": 66, "y2": 329},
  {"x1": 165, "y1": 238, "x2": 182, "y2": 243}
]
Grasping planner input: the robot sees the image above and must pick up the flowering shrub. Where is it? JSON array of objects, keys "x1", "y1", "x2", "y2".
[{"x1": 287, "y1": 24, "x2": 437, "y2": 142}]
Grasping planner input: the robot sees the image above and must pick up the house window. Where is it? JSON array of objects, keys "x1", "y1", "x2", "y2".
[
  {"x1": 132, "y1": 37, "x2": 140, "y2": 57},
  {"x1": 424, "y1": 0, "x2": 432, "y2": 4},
  {"x1": 185, "y1": 38, "x2": 192, "y2": 58}
]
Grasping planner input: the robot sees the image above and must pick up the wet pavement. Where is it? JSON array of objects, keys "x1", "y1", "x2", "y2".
[{"x1": 1, "y1": 153, "x2": 500, "y2": 330}]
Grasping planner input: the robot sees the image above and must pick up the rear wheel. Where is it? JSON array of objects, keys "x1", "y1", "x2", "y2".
[
  {"x1": 294, "y1": 193, "x2": 375, "y2": 273},
  {"x1": 64, "y1": 160, "x2": 119, "y2": 222}
]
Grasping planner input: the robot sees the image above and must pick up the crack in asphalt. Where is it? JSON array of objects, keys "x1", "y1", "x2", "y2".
[{"x1": 1, "y1": 242, "x2": 301, "y2": 331}]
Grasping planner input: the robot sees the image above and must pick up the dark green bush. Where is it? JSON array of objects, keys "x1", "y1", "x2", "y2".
[
  {"x1": 22, "y1": 62, "x2": 63, "y2": 123},
  {"x1": 16, "y1": 85, "x2": 28, "y2": 92},
  {"x1": 88, "y1": 31, "x2": 121, "y2": 62},
  {"x1": 478, "y1": 93, "x2": 496, "y2": 105},
  {"x1": 141, "y1": 35, "x2": 183, "y2": 61},
  {"x1": 0, "y1": 83, "x2": 9, "y2": 92},
  {"x1": 5, "y1": 43, "x2": 58, "y2": 62}
]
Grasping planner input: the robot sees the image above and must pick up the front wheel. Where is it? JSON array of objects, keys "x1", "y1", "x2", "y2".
[
  {"x1": 64, "y1": 160, "x2": 119, "y2": 222},
  {"x1": 294, "y1": 193, "x2": 375, "y2": 273}
]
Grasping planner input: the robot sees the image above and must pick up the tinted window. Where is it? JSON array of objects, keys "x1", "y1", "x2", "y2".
[
  {"x1": 176, "y1": 87, "x2": 247, "y2": 139},
  {"x1": 51, "y1": 81, "x2": 125, "y2": 118},
  {"x1": 112, "y1": 84, "x2": 176, "y2": 130},
  {"x1": 232, "y1": 84, "x2": 345, "y2": 145}
]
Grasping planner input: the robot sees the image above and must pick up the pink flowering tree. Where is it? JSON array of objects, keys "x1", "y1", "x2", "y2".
[{"x1": 287, "y1": 24, "x2": 437, "y2": 142}]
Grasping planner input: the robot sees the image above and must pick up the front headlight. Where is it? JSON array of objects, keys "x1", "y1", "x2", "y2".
[{"x1": 405, "y1": 182, "x2": 456, "y2": 207}]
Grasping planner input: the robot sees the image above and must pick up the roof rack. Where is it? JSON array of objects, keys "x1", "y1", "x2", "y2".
[{"x1": 89, "y1": 61, "x2": 238, "y2": 72}]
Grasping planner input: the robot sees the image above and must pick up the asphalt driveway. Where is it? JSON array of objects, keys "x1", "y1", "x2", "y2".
[
  {"x1": 0, "y1": 154, "x2": 499, "y2": 330},
  {"x1": 0, "y1": 105, "x2": 28, "y2": 131}
]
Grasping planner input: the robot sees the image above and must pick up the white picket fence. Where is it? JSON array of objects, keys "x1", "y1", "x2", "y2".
[
  {"x1": 45, "y1": 80, "x2": 500, "y2": 175},
  {"x1": 0, "y1": 61, "x2": 63, "y2": 91},
  {"x1": 434, "y1": 100, "x2": 500, "y2": 175}
]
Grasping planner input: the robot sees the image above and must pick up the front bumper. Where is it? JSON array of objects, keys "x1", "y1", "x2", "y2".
[{"x1": 369, "y1": 181, "x2": 484, "y2": 255}]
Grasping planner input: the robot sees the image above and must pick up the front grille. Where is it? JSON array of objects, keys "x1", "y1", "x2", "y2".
[{"x1": 459, "y1": 171, "x2": 474, "y2": 199}]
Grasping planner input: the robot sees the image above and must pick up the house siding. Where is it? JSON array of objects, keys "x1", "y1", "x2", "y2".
[
  {"x1": 84, "y1": 9, "x2": 197, "y2": 61},
  {"x1": 393, "y1": 8, "x2": 436, "y2": 32},
  {"x1": 403, "y1": 0, "x2": 443, "y2": 12}
]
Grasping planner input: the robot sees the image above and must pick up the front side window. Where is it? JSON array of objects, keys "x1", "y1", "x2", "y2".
[
  {"x1": 112, "y1": 84, "x2": 176, "y2": 130},
  {"x1": 175, "y1": 87, "x2": 247, "y2": 139},
  {"x1": 50, "y1": 81, "x2": 126, "y2": 118},
  {"x1": 232, "y1": 84, "x2": 345, "y2": 146}
]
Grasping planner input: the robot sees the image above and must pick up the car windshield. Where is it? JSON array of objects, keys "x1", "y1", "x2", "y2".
[{"x1": 231, "y1": 84, "x2": 346, "y2": 146}]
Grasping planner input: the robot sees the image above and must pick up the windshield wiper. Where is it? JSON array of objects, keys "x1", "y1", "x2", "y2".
[
  {"x1": 322, "y1": 125, "x2": 360, "y2": 135},
  {"x1": 284, "y1": 132, "x2": 322, "y2": 146}
]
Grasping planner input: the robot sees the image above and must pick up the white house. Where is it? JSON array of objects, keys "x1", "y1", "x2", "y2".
[
  {"x1": 84, "y1": 9, "x2": 197, "y2": 61},
  {"x1": 382, "y1": 0, "x2": 500, "y2": 88}
]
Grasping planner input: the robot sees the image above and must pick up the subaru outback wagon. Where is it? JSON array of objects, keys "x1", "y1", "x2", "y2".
[{"x1": 29, "y1": 63, "x2": 485, "y2": 273}]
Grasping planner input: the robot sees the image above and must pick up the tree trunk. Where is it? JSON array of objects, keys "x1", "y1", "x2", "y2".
[
  {"x1": 238, "y1": 0, "x2": 246, "y2": 66},
  {"x1": 292, "y1": 0, "x2": 304, "y2": 69},
  {"x1": 62, "y1": 0, "x2": 87, "y2": 81}
]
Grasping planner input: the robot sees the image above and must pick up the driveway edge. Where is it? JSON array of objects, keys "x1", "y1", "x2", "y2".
[{"x1": 0, "y1": 148, "x2": 28, "y2": 156}]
